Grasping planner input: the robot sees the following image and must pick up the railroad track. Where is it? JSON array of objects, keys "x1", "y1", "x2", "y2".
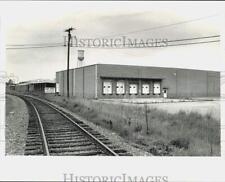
[{"x1": 21, "y1": 96, "x2": 131, "y2": 156}]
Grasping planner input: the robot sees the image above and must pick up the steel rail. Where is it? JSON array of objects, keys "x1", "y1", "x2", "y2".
[
  {"x1": 29, "y1": 101, "x2": 50, "y2": 156},
  {"x1": 25, "y1": 95, "x2": 119, "y2": 156}
]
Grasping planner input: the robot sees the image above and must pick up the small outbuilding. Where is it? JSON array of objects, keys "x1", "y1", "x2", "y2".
[{"x1": 15, "y1": 79, "x2": 56, "y2": 94}]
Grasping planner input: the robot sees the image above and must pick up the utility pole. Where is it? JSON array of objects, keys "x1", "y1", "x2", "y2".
[{"x1": 65, "y1": 27, "x2": 74, "y2": 98}]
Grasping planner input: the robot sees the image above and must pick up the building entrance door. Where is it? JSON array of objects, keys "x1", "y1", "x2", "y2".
[{"x1": 163, "y1": 88, "x2": 168, "y2": 98}]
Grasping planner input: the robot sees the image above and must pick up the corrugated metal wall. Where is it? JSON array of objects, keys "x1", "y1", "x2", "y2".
[
  {"x1": 97, "y1": 64, "x2": 220, "y2": 98},
  {"x1": 176, "y1": 69, "x2": 207, "y2": 97},
  {"x1": 207, "y1": 71, "x2": 220, "y2": 97},
  {"x1": 56, "y1": 65, "x2": 97, "y2": 98},
  {"x1": 56, "y1": 64, "x2": 220, "y2": 99}
]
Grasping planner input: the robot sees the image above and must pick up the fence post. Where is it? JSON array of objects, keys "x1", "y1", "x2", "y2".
[
  {"x1": 145, "y1": 103, "x2": 149, "y2": 134},
  {"x1": 210, "y1": 142, "x2": 213, "y2": 156}
]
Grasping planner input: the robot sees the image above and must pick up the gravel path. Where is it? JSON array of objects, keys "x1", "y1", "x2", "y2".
[{"x1": 5, "y1": 94, "x2": 29, "y2": 155}]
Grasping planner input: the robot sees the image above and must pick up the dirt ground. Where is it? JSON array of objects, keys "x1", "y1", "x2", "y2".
[
  {"x1": 100, "y1": 98, "x2": 220, "y2": 120},
  {"x1": 5, "y1": 94, "x2": 29, "y2": 155},
  {"x1": 148, "y1": 100, "x2": 220, "y2": 120},
  {"x1": 100, "y1": 98, "x2": 193, "y2": 103}
]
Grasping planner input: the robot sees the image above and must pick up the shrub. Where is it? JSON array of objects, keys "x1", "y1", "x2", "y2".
[
  {"x1": 148, "y1": 140, "x2": 173, "y2": 156},
  {"x1": 86, "y1": 110, "x2": 97, "y2": 120},
  {"x1": 120, "y1": 129, "x2": 129, "y2": 137},
  {"x1": 134, "y1": 136, "x2": 148, "y2": 146},
  {"x1": 169, "y1": 137, "x2": 190, "y2": 150},
  {"x1": 134, "y1": 124, "x2": 142, "y2": 133}
]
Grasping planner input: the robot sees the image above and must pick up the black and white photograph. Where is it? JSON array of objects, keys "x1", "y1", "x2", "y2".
[
  {"x1": 4, "y1": 2, "x2": 222, "y2": 157},
  {"x1": 0, "y1": 1, "x2": 225, "y2": 181}
]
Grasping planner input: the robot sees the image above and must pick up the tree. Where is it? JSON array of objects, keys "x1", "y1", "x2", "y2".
[{"x1": 6, "y1": 79, "x2": 14, "y2": 85}]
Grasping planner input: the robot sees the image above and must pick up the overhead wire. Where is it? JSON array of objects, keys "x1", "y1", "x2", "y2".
[
  {"x1": 7, "y1": 42, "x2": 63, "y2": 47},
  {"x1": 6, "y1": 44, "x2": 64, "y2": 50},
  {"x1": 69, "y1": 39, "x2": 220, "y2": 49},
  {"x1": 95, "y1": 14, "x2": 218, "y2": 39},
  {"x1": 6, "y1": 35, "x2": 220, "y2": 50},
  {"x1": 6, "y1": 13, "x2": 219, "y2": 49}
]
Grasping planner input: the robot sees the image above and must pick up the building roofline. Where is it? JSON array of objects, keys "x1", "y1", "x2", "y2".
[
  {"x1": 57, "y1": 63, "x2": 221, "y2": 73},
  {"x1": 17, "y1": 79, "x2": 55, "y2": 85},
  {"x1": 95, "y1": 63, "x2": 220, "y2": 72},
  {"x1": 56, "y1": 64, "x2": 97, "y2": 73}
]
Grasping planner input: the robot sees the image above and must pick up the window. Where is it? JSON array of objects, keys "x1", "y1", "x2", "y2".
[
  {"x1": 129, "y1": 84, "x2": 138, "y2": 95},
  {"x1": 103, "y1": 81, "x2": 112, "y2": 95},
  {"x1": 116, "y1": 81, "x2": 125, "y2": 94},
  {"x1": 142, "y1": 84, "x2": 150, "y2": 95}
]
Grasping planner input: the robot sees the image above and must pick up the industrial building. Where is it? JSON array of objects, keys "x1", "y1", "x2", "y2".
[
  {"x1": 14, "y1": 79, "x2": 56, "y2": 94},
  {"x1": 56, "y1": 64, "x2": 220, "y2": 99}
]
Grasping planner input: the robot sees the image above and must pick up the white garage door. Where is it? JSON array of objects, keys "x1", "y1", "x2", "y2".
[
  {"x1": 56, "y1": 83, "x2": 60, "y2": 93},
  {"x1": 142, "y1": 84, "x2": 150, "y2": 95},
  {"x1": 153, "y1": 82, "x2": 161, "y2": 95},
  {"x1": 129, "y1": 84, "x2": 138, "y2": 95},
  {"x1": 116, "y1": 81, "x2": 125, "y2": 94},
  {"x1": 44, "y1": 87, "x2": 56, "y2": 93},
  {"x1": 103, "y1": 81, "x2": 112, "y2": 94}
]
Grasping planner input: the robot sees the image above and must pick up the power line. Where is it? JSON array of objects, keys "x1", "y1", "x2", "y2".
[
  {"x1": 6, "y1": 34, "x2": 219, "y2": 48},
  {"x1": 6, "y1": 40, "x2": 219, "y2": 50},
  {"x1": 167, "y1": 35, "x2": 219, "y2": 43},
  {"x1": 71, "y1": 35, "x2": 220, "y2": 49},
  {"x1": 85, "y1": 35, "x2": 220, "y2": 47},
  {"x1": 166, "y1": 39, "x2": 220, "y2": 47},
  {"x1": 6, "y1": 14, "x2": 219, "y2": 49},
  {"x1": 98, "y1": 14, "x2": 218, "y2": 38},
  {"x1": 74, "y1": 40, "x2": 220, "y2": 49},
  {"x1": 6, "y1": 44, "x2": 64, "y2": 50},
  {"x1": 7, "y1": 42, "x2": 63, "y2": 47},
  {"x1": 6, "y1": 35, "x2": 220, "y2": 50}
]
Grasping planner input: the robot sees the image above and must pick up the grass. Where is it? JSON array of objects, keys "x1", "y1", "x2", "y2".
[
  {"x1": 139, "y1": 109, "x2": 220, "y2": 156},
  {"x1": 44, "y1": 95, "x2": 220, "y2": 156}
]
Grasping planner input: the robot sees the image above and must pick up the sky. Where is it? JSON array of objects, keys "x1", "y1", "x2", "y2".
[{"x1": 0, "y1": 1, "x2": 225, "y2": 83}]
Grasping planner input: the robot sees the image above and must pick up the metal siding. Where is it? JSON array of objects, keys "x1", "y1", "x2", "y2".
[
  {"x1": 75, "y1": 68, "x2": 84, "y2": 98},
  {"x1": 74, "y1": 65, "x2": 96, "y2": 98},
  {"x1": 57, "y1": 64, "x2": 220, "y2": 99},
  {"x1": 84, "y1": 66, "x2": 96, "y2": 98},
  {"x1": 73, "y1": 69, "x2": 76, "y2": 97},
  {"x1": 95, "y1": 64, "x2": 98, "y2": 98},
  {"x1": 69, "y1": 69, "x2": 73, "y2": 96},
  {"x1": 56, "y1": 72, "x2": 59, "y2": 83},
  {"x1": 57, "y1": 71, "x2": 63, "y2": 95},
  {"x1": 29, "y1": 84, "x2": 34, "y2": 92},
  {"x1": 56, "y1": 69, "x2": 76, "y2": 96},
  {"x1": 59, "y1": 71, "x2": 64, "y2": 95},
  {"x1": 96, "y1": 64, "x2": 220, "y2": 98},
  {"x1": 63, "y1": 70, "x2": 67, "y2": 96},
  {"x1": 207, "y1": 72, "x2": 220, "y2": 97},
  {"x1": 176, "y1": 70, "x2": 207, "y2": 97}
]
